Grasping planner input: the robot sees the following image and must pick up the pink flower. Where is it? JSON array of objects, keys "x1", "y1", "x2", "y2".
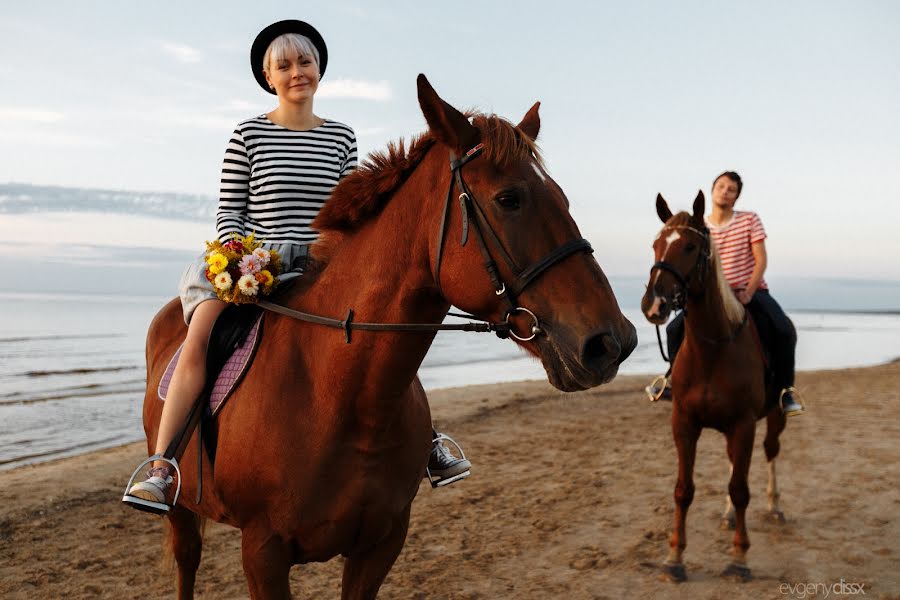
[
  {"x1": 238, "y1": 254, "x2": 261, "y2": 275},
  {"x1": 252, "y1": 248, "x2": 271, "y2": 267}
]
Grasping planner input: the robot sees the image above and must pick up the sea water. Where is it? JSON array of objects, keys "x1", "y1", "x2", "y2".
[{"x1": 1, "y1": 291, "x2": 898, "y2": 470}]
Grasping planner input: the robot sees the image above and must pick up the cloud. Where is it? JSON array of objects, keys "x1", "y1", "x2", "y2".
[
  {"x1": 4, "y1": 131, "x2": 111, "y2": 148},
  {"x1": 318, "y1": 78, "x2": 392, "y2": 101},
  {"x1": 159, "y1": 41, "x2": 203, "y2": 64},
  {"x1": 0, "y1": 108, "x2": 65, "y2": 123}
]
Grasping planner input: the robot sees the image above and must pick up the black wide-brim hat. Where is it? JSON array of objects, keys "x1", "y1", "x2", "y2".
[{"x1": 250, "y1": 20, "x2": 328, "y2": 95}]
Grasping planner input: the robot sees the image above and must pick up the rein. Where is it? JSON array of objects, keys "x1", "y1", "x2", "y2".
[
  {"x1": 259, "y1": 141, "x2": 592, "y2": 343},
  {"x1": 257, "y1": 300, "x2": 508, "y2": 344}
]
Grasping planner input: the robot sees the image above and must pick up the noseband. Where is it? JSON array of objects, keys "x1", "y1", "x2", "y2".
[
  {"x1": 650, "y1": 225, "x2": 710, "y2": 310},
  {"x1": 433, "y1": 143, "x2": 594, "y2": 341}
]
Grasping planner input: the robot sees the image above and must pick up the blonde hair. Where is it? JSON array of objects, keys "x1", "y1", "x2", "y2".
[{"x1": 263, "y1": 33, "x2": 320, "y2": 75}]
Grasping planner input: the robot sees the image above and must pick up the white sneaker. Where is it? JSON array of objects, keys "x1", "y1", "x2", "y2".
[{"x1": 126, "y1": 474, "x2": 173, "y2": 504}]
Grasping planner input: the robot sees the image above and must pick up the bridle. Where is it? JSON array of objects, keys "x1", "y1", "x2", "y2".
[
  {"x1": 649, "y1": 224, "x2": 710, "y2": 312},
  {"x1": 433, "y1": 142, "x2": 594, "y2": 341},
  {"x1": 259, "y1": 141, "x2": 593, "y2": 343},
  {"x1": 649, "y1": 223, "x2": 748, "y2": 355}
]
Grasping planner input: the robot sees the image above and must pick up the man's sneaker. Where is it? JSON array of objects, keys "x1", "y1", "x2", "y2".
[
  {"x1": 122, "y1": 466, "x2": 173, "y2": 514},
  {"x1": 426, "y1": 436, "x2": 471, "y2": 487},
  {"x1": 780, "y1": 388, "x2": 805, "y2": 417},
  {"x1": 645, "y1": 375, "x2": 672, "y2": 402}
]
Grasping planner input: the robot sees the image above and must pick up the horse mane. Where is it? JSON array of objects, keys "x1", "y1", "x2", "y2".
[
  {"x1": 665, "y1": 212, "x2": 745, "y2": 326},
  {"x1": 709, "y1": 240, "x2": 746, "y2": 325},
  {"x1": 311, "y1": 113, "x2": 543, "y2": 242}
]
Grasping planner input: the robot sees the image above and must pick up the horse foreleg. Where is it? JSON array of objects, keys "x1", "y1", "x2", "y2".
[
  {"x1": 341, "y1": 506, "x2": 411, "y2": 600},
  {"x1": 764, "y1": 408, "x2": 787, "y2": 522},
  {"x1": 168, "y1": 505, "x2": 203, "y2": 600},
  {"x1": 241, "y1": 527, "x2": 293, "y2": 600},
  {"x1": 663, "y1": 419, "x2": 699, "y2": 583},
  {"x1": 722, "y1": 419, "x2": 755, "y2": 581}
]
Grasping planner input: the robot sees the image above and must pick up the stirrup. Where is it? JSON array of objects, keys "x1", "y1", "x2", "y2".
[
  {"x1": 121, "y1": 454, "x2": 182, "y2": 515},
  {"x1": 426, "y1": 434, "x2": 470, "y2": 489},
  {"x1": 779, "y1": 386, "x2": 806, "y2": 415},
  {"x1": 646, "y1": 374, "x2": 668, "y2": 402}
]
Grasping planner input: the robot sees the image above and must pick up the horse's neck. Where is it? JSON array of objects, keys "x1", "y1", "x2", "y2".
[
  {"x1": 684, "y1": 265, "x2": 740, "y2": 344},
  {"x1": 289, "y1": 150, "x2": 449, "y2": 399}
]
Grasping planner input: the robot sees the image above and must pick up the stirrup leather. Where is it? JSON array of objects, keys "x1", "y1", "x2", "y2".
[
  {"x1": 426, "y1": 433, "x2": 471, "y2": 489},
  {"x1": 121, "y1": 454, "x2": 182, "y2": 515}
]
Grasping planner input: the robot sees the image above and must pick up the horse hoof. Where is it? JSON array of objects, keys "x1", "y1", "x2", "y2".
[
  {"x1": 767, "y1": 509, "x2": 786, "y2": 524},
  {"x1": 721, "y1": 563, "x2": 752, "y2": 581},
  {"x1": 720, "y1": 516, "x2": 736, "y2": 531},
  {"x1": 660, "y1": 562, "x2": 687, "y2": 583}
]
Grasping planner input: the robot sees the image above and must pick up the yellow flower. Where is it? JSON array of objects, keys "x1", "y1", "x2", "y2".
[
  {"x1": 257, "y1": 269, "x2": 274, "y2": 287},
  {"x1": 207, "y1": 252, "x2": 228, "y2": 275}
]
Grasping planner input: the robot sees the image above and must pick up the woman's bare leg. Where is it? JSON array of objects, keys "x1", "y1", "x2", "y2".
[{"x1": 153, "y1": 299, "x2": 227, "y2": 465}]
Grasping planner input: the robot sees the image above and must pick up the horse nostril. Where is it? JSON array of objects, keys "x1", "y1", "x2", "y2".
[{"x1": 581, "y1": 331, "x2": 621, "y2": 373}]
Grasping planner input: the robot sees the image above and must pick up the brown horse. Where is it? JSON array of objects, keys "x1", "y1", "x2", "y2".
[
  {"x1": 140, "y1": 74, "x2": 636, "y2": 599},
  {"x1": 640, "y1": 192, "x2": 787, "y2": 582}
]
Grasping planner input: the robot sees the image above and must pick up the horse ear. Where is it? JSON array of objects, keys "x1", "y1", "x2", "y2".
[
  {"x1": 517, "y1": 102, "x2": 541, "y2": 140},
  {"x1": 416, "y1": 74, "x2": 479, "y2": 152},
  {"x1": 693, "y1": 190, "x2": 705, "y2": 221},
  {"x1": 656, "y1": 194, "x2": 673, "y2": 223}
]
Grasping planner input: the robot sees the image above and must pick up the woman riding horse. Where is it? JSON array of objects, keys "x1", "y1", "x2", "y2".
[
  {"x1": 123, "y1": 20, "x2": 470, "y2": 513},
  {"x1": 119, "y1": 26, "x2": 636, "y2": 595}
]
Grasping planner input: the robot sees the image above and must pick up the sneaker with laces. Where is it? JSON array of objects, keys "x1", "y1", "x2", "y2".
[
  {"x1": 123, "y1": 466, "x2": 174, "y2": 514},
  {"x1": 427, "y1": 437, "x2": 471, "y2": 487}
]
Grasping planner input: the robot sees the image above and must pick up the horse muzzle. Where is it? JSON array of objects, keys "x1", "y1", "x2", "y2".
[
  {"x1": 539, "y1": 318, "x2": 637, "y2": 392},
  {"x1": 641, "y1": 293, "x2": 672, "y2": 325}
]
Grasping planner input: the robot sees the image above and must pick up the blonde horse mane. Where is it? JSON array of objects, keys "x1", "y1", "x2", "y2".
[{"x1": 708, "y1": 239, "x2": 745, "y2": 325}]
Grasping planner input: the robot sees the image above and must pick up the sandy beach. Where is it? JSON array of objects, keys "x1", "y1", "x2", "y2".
[{"x1": 1, "y1": 362, "x2": 898, "y2": 599}]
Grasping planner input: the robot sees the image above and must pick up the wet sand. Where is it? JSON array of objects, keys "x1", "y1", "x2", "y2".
[{"x1": 1, "y1": 362, "x2": 898, "y2": 599}]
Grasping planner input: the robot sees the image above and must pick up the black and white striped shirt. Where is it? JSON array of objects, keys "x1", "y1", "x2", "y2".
[{"x1": 217, "y1": 116, "x2": 358, "y2": 244}]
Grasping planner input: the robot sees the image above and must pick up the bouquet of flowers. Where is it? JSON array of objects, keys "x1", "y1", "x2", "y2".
[{"x1": 204, "y1": 234, "x2": 282, "y2": 304}]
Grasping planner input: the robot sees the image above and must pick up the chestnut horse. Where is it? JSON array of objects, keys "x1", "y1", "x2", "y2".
[
  {"x1": 140, "y1": 75, "x2": 637, "y2": 599},
  {"x1": 640, "y1": 192, "x2": 787, "y2": 582}
]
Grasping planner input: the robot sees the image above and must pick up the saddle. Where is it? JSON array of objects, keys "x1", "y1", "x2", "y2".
[{"x1": 159, "y1": 304, "x2": 264, "y2": 417}]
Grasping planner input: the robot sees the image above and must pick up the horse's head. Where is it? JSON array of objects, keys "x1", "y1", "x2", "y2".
[
  {"x1": 641, "y1": 192, "x2": 711, "y2": 324},
  {"x1": 417, "y1": 75, "x2": 636, "y2": 391}
]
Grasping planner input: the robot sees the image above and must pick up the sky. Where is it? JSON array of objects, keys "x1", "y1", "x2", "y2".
[{"x1": 1, "y1": 1, "x2": 899, "y2": 280}]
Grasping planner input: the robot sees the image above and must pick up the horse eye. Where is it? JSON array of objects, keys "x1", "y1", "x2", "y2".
[
  {"x1": 495, "y1": 194, "x2": 520, "y2": 210},
  {"x1": 685, "y1": 243, "x2": 697, "y2": 252}
]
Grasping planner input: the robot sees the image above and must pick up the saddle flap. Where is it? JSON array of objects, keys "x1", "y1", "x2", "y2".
[{"x1": 158, "y1": 310, "x2": 264, "y2": 417}]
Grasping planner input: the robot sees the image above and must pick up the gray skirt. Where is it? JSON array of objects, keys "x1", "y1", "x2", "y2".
[{"x1": 178, "y1": 242, "x2": 311, "y2": 324}]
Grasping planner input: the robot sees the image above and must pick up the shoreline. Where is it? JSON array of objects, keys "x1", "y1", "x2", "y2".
[{"x1": 3, "y1": 360, "x2": 900, "y2": 474}]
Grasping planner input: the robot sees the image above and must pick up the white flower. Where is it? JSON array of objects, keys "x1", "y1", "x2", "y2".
[
  {"x1": 214, "y1": 271, "x2": 232, "y2": 290},
  {"x1": 237, "y1": 274, "x2": 259, "y2": 296},
  {"x1": 252, "y1": 248, "x2": 271, "y2": 266}
]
